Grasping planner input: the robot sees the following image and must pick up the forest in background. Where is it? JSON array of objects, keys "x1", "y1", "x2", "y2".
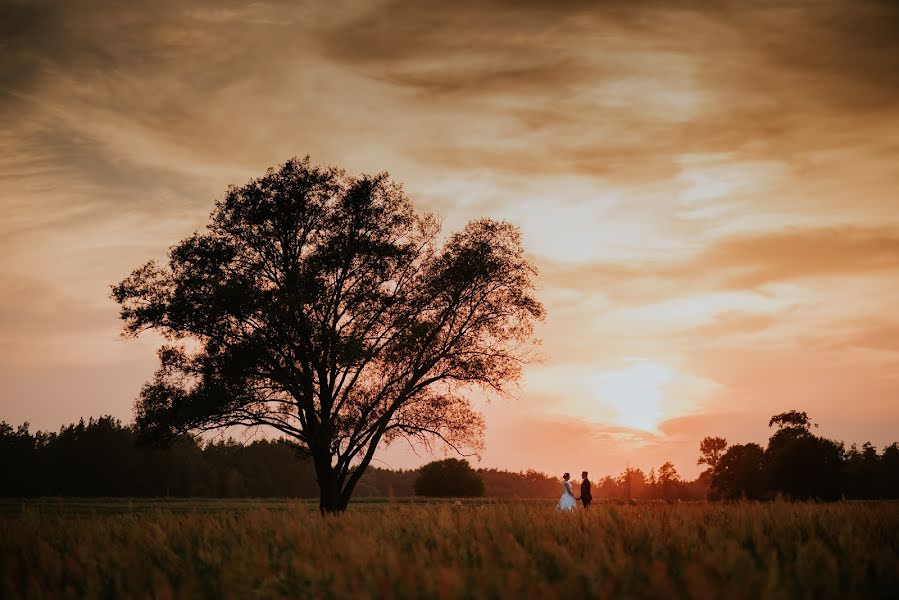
[
  {"x1": 2, "y1": 412, "x2": 897, "y2": 501},
  {"x1": 0, "y1": 416, "x2": 707, "y2": 499}
]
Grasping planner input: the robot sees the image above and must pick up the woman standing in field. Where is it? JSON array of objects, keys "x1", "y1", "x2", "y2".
[{"x1": 557, "y1": 473, "x2": 578, "y2": 512}]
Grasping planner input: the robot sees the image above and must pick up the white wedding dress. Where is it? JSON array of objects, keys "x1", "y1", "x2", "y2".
[{"x1": 556, "y1": 481, "x2": 577, "y2": 512}]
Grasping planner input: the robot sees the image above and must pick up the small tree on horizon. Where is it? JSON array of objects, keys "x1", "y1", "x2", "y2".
[
  {"x1": 112, "y1": 157, "x2": 544, "y2": 513},
  {"x1": 698, "y1": 436, "x2": 728, "y2": 472},
  {"x1": 657, "y1": 461, "x2": 680, "y2": 500},
  {"x1": 617, "y1": 467, "x2": 646, "y2": 500},
  {"x1": 657, "y1": 461, "x2": 679, "y2": 483}
]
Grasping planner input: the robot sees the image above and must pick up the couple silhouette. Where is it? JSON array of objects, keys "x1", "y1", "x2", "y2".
[{"x1": 556, "y1": 471, "x2": 592, "y2": 512}]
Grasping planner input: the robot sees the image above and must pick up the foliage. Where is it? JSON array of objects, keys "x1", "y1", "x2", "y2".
[
  {"x1": 657, "y1": 461, "x2": 679, "y2": 483},
  {"x1": 710, "y1": 443, "x2": 766, "y2": 500},
  {"x1": 708, "y1": 410, "x2": 892, "y2": 501},
  {"x1": 882, "y1": 443, "x2": 899, "y2": 498},
  {"x1": 768, "y1": 410, "x2": 815, "y2": 432},
  {"x1": 766, "y1": 435, "x2": 844, "y2": 501},
  {"x1": 767, "y1": 410, "x2": 816, "y2": 449},
  {"x1": 616, "y1": 467, "x2": 646, "y2": 498},
  {"x1": 4, "y1": 410, "x2": 898, "y2": 503},
  {"x1": 476, "y1": 469, "x2": 559, "y2": 498},
  {"x1": 0, "y1": 418, "x2": 551, "y2": 499},
  {"x1": 656, "y1": 461, "x2": 681, "y2": 500},
  {"x1": 763, "y1": 410, "x2": 842, "y2": 501},
  {"x1": 111, "y1": 157, "x2": 544, "y2": 512},
  {"x1": 844, "y1": 442, "x2": 880, "y2": 499},
  {"x1": 2, "y1": 500, "x2": 898, "y2": 599},
  {"x1": 697, "y1": 436, "x2": 727, "y2": 471},
  {"x1": 414, "y1": 458, "x2": 484, "y2": 497}
]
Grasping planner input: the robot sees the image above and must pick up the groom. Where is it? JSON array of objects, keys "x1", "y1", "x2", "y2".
[{"x1": 579, "y1": 471, "x2": 592, "y2": 509}]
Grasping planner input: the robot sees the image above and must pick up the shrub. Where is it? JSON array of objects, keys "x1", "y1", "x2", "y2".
[{"x1": 414, "y1": 458, "x2": 484, "y2": 497}]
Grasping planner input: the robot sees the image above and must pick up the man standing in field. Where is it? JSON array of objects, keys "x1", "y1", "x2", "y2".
[{"x1": 579, "y1": 472, "x2": 592, "y2": 509}]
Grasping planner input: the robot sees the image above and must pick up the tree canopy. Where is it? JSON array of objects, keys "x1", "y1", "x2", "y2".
[
  {"x1": 709, "y1": 410, "x2": 867, "y2": 501},
  {"x1": 710, "y1": 443, "x2": 766, "y2": 500},
  {"x1": 697, "y1": 436, "x2": 728, "y2": 472},
  {"x1": 112, "y1": 157, "x2": 544, "y2": 512}
]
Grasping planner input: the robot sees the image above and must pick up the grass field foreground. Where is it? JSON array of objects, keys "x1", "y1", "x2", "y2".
[{"x1": 2, "y1": 500, "x2": 898, "y2": 599}]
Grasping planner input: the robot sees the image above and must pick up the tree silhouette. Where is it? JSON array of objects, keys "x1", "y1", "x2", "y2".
[
  {"x1": 414, "y1": 458, "x2": 484, "y2": 497},
  {"x1": 768, "y1": 410, "x2": 815, "y2": 445},
  {"x1": 845, "y1": 442, "x2": 880, "y2": 499},
  {"x1": 710, "y1": 443, "x2": 766, "y2": 500},
  {"x1": 7, "y1": 409, "x2": 899, "y2": 501},
  {"x1": 766, "y1": 410, "x2": 842, "y2": 501},
  {"x1": 768, "y1": 436, "x2": 844, "y2": 500},
  {"x1": 768, "y1": 410, "x2": 815, "y2": 430},
  {"x1": 111, "y1": 157, "x2": 544, "y2": 513},
  {"x1": 697, "y1": 436, "x2": 727, "y2": 472},
  {"x1": 882, "y1": 443, "x2": 899, "y2": 498},
  {"x1": 657, "y1": 461, "x2": 680, "y2": 500},
  {"x1": 617, "y1": 467, "x2": 646, "y2": 500}
]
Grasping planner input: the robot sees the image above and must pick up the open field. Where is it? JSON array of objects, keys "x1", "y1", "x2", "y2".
[{"x1": 2, "y1": 499, "x2": 898, "y2": 599}]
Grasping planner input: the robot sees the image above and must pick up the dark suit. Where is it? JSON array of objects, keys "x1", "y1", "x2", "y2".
[{"x1": 580, "y1": 479, "x2": 592, "y2": 508}]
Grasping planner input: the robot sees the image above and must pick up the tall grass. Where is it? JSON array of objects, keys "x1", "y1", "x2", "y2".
[{"x1": 2, "y1": 500, "x2": 897, "y2": 599}]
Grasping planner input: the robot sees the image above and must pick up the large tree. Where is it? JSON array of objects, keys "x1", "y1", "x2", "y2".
[{"x1": 112, "y1": 157, "x2": 544, "y2": 512}]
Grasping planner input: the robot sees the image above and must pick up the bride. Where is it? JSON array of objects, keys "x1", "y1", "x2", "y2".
[{"x1": 556, "y1": 472, "x2": 578, "y2": 512}]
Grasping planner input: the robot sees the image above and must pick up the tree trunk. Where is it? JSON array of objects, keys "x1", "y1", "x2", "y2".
[
  {"x1": 313, "y1": 452, "x2": 347, "y2": 514},
  {"x1": 312, "y1": 429, "x2": 385, "y2": 514}
]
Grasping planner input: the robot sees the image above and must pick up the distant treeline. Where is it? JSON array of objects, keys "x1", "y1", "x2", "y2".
[
  {"x1": 2, "y1": 411, "x2": 897, "y2": 500},
  {"x1": 0, "y1": 417, "x2": 564, "y2": 498},
  {"x1": 588, "y1": 411, "x2": 899, "y2": 502},
  {"x1": 0, "y1": 416, "x2": 700, "y2": 499}
]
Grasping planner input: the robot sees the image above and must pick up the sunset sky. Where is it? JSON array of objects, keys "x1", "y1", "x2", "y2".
[{"x1": 2, "y1": 0, "x2": 898, "y2": 478}]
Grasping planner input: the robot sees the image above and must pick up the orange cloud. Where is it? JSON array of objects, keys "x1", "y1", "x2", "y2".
[{"x1": 542, "y1": 226, "x2": 899, "y2": 298}]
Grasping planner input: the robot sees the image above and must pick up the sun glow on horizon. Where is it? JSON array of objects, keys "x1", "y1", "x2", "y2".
[{"x1": 591, "y1": 358, "x2": 676, "y2": 432}]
